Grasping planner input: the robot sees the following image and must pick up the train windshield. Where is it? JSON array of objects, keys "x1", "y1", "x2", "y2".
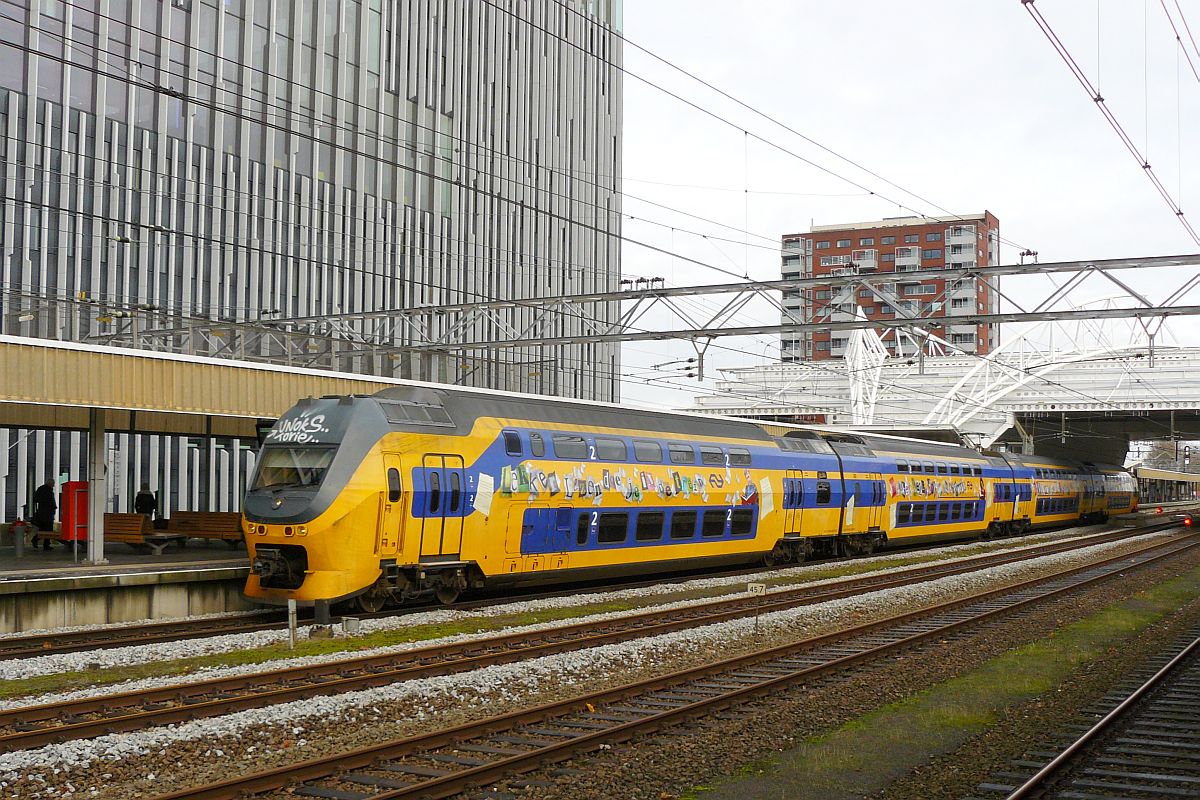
[{"x1": 252, "y1": 446, "x2": 337, "y2": 490}]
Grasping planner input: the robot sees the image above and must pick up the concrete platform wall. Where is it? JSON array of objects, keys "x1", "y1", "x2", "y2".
[{"x1": 0, "y1": 569, "x2": 258, "y2": 633}]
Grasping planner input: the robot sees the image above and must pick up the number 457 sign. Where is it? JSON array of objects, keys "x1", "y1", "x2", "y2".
[{"x1": 747, "y1": 582, "x2": 766, "y2": 596}]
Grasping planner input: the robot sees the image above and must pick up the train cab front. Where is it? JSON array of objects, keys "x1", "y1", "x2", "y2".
[{"x1": 242, "y1": 396, "x2": 388, "y2": 607}]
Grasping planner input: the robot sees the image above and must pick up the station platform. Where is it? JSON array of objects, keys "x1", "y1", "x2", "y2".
[{"x1": 0, "y1": 540, "x2": 255, "y2": 634}]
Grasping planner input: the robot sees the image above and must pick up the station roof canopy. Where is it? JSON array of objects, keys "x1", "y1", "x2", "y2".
[
  {"x1": 0, "y1": 335, "x2": 406, "y2": 438},
  {"x1": 1133, "y1": 466, "x2": 1200, "y2": 482}
]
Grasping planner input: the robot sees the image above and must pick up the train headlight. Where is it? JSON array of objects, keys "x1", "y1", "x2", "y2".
[{"x1": 298, "y1": 525, "x2": 308, "y2": 536}]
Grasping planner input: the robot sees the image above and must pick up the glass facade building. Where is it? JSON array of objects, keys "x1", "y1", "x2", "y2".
[{"x1": 0, "y1": 0, "x2": 623, "y2": 519}]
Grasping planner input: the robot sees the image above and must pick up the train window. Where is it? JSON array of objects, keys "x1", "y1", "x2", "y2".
[
  {"x1": 938, "y1": 504, "x2": 949, "y2": 521},
  {"x1": 670, "y1": 511, "x2": 698, "y2": 539},
  {"x1": 701, "y1": 510, "x2": 726, "y2": 537},
  {"x1": 429, "y1": 472, "x2": 441, "y2": 514},
  {"x1": 897, "y1": 463, "x2": 909, "y2": 473},
  {"x1": 731, "y1": 508, "x2": 754, "y2": 536},
  {"x1": 597, "y1": 513, "x2": 628, "y2": 544},
  {"x1": 700, "y1": 446, "x2": 725, "y2": 466},
  {"x1": 897, "y1": 504, "x2": 911, "y2": 524},
  {"x1": 449, "y1": 472, "x2": 462, "y2": 513},
  {"x1": 596, "y1": 438, "x2": 628, "y2": 461},
  {"x1": 576, "y1": 514, "x2": 590, "y2": 546},
  {"x1": 553, "y1": 434, "x2": 587, "y2": 459},
  {"x1": 634, "y1": 440, "x2": 663, "y2": 463},
  {"x1": 950, "y1": 464, "x2": 961, "y2": 476},
  {"x1": 972, "y1": 466, "x2": 983, "y2": 476},
  {"x1": 936, "y1": 463, "x2": 948, "y2": 475},
  {"x1": 503, "y1": 431, "x2": 522, "y2": 457},
  {"x1": 909, "y1": 460, "x2": 921, "y2": 474},
  {"x1": 668, "y1": 443, "x2": 695, "y2": 464},
  {"x1": 816, "y1": 480, "x2": 832, "y2": 505},
  {"x1": 253, "y1": 446, "x2": 336, "y2": 490},
  {"x1": 729, "y1": 448, "x2": 752, "y2": 466},
  {"x1": 387, "y1": 468, "x2": 401, "y2": 503},
  {"x1": 951, "y1": 502, "x2": 962, "y2": 520},
  {"x1": 636, "y1": 511, "x2": 665, "y2": 542},
  {"x1": 530, "y1": 433, "x2": 545, "y2": 458},
  {"x1": 923, "y1": 461, "x2": 935, "y2": 474}
]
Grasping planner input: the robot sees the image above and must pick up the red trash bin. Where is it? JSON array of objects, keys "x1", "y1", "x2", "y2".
[{"x1": 60, "y1": 481, "x2": 89, "y2": 542}]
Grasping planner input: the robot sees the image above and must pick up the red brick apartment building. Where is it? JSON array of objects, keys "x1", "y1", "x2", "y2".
[{"x1": 780, "y1": 212, "x2": 1000, "y2": 362}]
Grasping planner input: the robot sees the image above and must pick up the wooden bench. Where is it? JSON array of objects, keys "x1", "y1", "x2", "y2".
[
  {"x1": 104, "y1": 513, "x2": 186, "y2": 555},
  {"x1": 167, "y1": 511, "x2": 245, "y2": 548}
]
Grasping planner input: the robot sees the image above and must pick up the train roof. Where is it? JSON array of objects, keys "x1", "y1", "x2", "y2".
[{"x1": 369, "y1": 384, "x2": 777, "y2": 442}]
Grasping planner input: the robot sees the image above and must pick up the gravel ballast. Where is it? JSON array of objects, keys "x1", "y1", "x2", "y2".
[
  {"x1": 0, "y1": 525, "x2": 1111, "y2": 684},
  {"x1": 0, "y1": 531, "x2": 1182, "y2": 798}
]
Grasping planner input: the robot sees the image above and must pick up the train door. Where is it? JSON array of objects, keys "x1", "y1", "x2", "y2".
[
  {"x1": 550, "y1": 506, "x2": 573, "y2": 552},
  {"x1": 866, "y1": 473, "x2": 884, "y2": 530},
  {"x1": 419, "y1": 454, "x2": 466, "y2": 560},
  {"x1": 784, "y1": 469, "x2": 805, "y2": 535},
  {"x1": 377, "y1": 453, "x2": 404, "y2": 555}
]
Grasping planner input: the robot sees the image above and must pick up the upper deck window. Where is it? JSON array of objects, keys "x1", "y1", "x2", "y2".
[
  {"x1": 668, "y1": 443, "x2": 695, "y2": 464},
  {"x1": 553, "y1": 434, "x2": 587, "y2": 459},
  {"x1": 595, "y1": 438, "x2": 628, "y2": 461},
  {"x1": 503, "y1": 431, "x2": 522, "y2": 457},
  {"x1": 634, "y1": 440, "x2": 663, "y2": 463}
]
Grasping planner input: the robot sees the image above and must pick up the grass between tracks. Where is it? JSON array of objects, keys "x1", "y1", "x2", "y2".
[
  {"x1": 684, "y1": 561, "x2": 1200, "y2": 800},
  {"x1": 0, "y1": 529, "x2": 1111, "y2": 701}
]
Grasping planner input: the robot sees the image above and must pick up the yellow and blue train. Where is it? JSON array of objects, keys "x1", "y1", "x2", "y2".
[{"x1": 242, "y1": 385, "x2": 1138, "y2": 611}]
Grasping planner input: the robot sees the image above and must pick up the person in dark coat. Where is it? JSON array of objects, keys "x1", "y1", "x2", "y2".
[
  {"x1": 134, "y1": 483, "x2": 158, "y2": 518},
  {"x1": 31, "y1": 479, "x2": 57, "y2": 550}
]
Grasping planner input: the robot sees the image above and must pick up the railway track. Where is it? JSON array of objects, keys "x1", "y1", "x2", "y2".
[
  {"x1": 140, "y1": 531, "x2": 1200, "y2": 799},
  {"x1": 974, "y1": 629, "x2": 1200, "y2": 800},
  {"x1": 0, "y1": 562, "x2": 775, "y2": 661},
  {"x1": 0, "y1": 523, "x2": 1185, "y2": 754},
  {"x1": 0, "y1": 521, "x2": 1174, "y2": 661}
]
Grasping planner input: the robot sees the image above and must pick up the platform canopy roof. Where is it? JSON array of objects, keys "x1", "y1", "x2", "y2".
[{"x1": 0, "y1": 335, "x2": 406, "y2": 438}]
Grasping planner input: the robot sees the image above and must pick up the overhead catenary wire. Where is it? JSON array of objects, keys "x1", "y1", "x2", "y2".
[
  {"x1": 0, "y1": 3, "x2": 826, "y2": 339},
  {"x1": 544, "y1": 0, "x2": 1039, "y2": 255},
  {"x1": 1023, "y1": 0, "x2": 1200, "y2": 245},
  {"x1": 0, "y1": 1, "x2": 1185, "y2": 431}
]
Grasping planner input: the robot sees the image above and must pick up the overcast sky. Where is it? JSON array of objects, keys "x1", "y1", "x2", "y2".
[{"x1": 615, "y1": 0, "x2": 1200, "y2": 408}]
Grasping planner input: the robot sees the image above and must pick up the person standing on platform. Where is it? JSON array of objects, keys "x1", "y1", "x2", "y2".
[
  {"x1": 134, "y1": 483, "x2": 158, "y2": 519},
  {"x1": 32, "y1": 479, "x2": 57, "y2": 551}
]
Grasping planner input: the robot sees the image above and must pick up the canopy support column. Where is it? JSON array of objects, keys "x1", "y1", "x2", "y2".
[{"x1": 86, "y1": 408, "x2": 107, "y2": 565}]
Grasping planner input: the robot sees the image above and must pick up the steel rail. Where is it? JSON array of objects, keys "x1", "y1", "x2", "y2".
[
  {"x1": 0, "y1": 525, "x2": 1167, "y2": 752},
  {"x1": 1002, "y1": 633, "x2": 1200, "y2": 800},
  {"x1": 143, "y1": 534, "x2": 1200, "y2": 800},
  {"x1": 0, "y1": 560, "x2": 783, "y2": 660}
]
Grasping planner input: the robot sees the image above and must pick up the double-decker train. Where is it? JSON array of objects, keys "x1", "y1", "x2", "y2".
[{"x1": 242, "y1": 385, "x2": 1137, "y2": 612}]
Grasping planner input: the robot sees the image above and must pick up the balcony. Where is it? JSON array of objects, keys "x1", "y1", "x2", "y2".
[
  {"x1": 945, "y1": 225, "x2": 976, "y2": 246},
  {"x1": 894, "y1": 246, "x2": 920, "y2": 271},
  {"x1": 850, "y1": 248, "x2": 878, "y2": 272}
]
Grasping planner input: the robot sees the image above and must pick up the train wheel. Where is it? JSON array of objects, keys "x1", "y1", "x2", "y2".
[
  {"x1": 436, "y1": 586, "x2": 460, "y2": 605},
  {"x1": 355, "y1": 586, "x2": 388, "y2": 614},
  {"x1": 763, "y1": 543, "x2": 791, "y2": 567}
]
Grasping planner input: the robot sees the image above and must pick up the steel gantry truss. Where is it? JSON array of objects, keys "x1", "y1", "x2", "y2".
[{"x1": 4, "y1": 253, "x2": 1199, "y2": 377}]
